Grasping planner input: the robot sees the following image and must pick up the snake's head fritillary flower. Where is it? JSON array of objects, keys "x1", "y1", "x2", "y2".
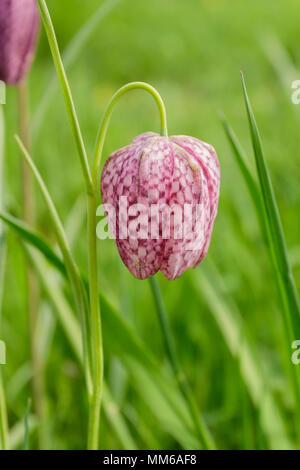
[
  {"x1": 101, "y1": 132, "x2": 220, "y2": 280},
  {"x1": 0, "y1": 0, "x2": 40, "y2": 85}
]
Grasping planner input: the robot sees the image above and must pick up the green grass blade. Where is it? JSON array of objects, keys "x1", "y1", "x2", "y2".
[
  {"x1": 15, "y1": 136, "x2": 93, "y2": 397},
  {"x1": 28, "y1": 247, "x2": 196, "y2": 448},
  {"x1": 27, "y1": 247, "x2": 137, "y2": 450},
  {"x1": 241, "y1": 75, "x2": 300, "y2": 339},
  {"x1": 191, "y1": 267, "x2": 293, "y2": 450},
  {"x1": 32, "y1": 0, "x2": 122, "y2": 138},
  {"x1": 27, "y1": 247, "x2": 83, "y2": 362},
  {"x1": 5, "y1": 214, "x2": 200, "y2": 448},
  {"x1": 100, "y1": 299, "x2": 199, "y2": 448},
  {"x1": 240, "y1": 73, "x2": 300, "y2": 437}
]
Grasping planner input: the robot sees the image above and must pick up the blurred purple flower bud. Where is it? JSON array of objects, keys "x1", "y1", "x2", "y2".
[
  {"x1": 101, "y1": 132, "x2": 220, "y2": 280},
  {"x1": 0, "y1": 0, "x2": 40, "y2": 85}
]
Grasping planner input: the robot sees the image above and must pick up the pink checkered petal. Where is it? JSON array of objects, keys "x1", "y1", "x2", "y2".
[
  {"x1": 100, "y1": 132, "x2": 220, "y2": 281},
  {"x1": 160, "y1": 143, "x2": 209, "y2": 280},
  {"x1": 131, "y1": 132, "x2": 158, "y2": 146},
  {"x1": 170, "y1": 136, "x2": 220, "y2": 267}
]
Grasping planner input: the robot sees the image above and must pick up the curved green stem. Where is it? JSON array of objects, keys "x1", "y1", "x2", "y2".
[
  {"x1": 34, "y1": 5, "x2": 168, "y2": 449},
  {"x1": 90, "y1": 80, "x2": 213, "y2": 448},
  {"x1": 86, "y1": 81, "x2": 168, "y2": 448},
  {"x1": 36, "y1": 0, "x2": 99, "y2": 449},
  {"x1": 149, "y1": 276, "x2": 215, "y2": 450},
  {"x1": 92, "y1": 81, "x2": 168, "y2": 187}
]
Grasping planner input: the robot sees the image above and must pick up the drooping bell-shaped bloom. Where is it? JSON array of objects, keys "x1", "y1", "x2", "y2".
[
  {"x1": 0, "y1": 0, "x2": 40, "y2": 85},
  {"x1": 101, "y1": 132, "x2": 220, "y2": 280}
]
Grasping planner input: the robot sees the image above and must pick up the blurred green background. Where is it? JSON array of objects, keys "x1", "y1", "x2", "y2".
[{"x1": 1, "y1": 0, "x2": 300, "y2": 450}]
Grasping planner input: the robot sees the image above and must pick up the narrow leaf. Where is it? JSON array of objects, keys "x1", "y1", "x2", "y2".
[
  {"x1": 15, "y1": 135, "x2": 93, "y2": 395},
  {"x1": 241, "y1": 74, "x2": 300, "y2": 340},
  {"x1": 5, "y1": 214, "x2": 200, "y2": 448}
]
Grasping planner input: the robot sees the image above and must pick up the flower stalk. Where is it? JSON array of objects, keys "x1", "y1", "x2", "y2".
[
  {"x1": 93, "y1": 81, "x2": 215, "y2": 448},
  {"x1": 36, "y1": 0, "x2": 217, "y2": 450},
  {"x1": 86, "y1": 81, "x2": 168, "y2": 448},
  {"x1": 92, "y1": 81, "x2": 168, "y2": 183}
]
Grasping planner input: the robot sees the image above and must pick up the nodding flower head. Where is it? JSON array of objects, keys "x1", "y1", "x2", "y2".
[
  {"x1": 101, "y1": 132, "x2": 220, "y2": 280},
  {"x1": 0, "y1": 0, "x2": 40, "y2": 85}
]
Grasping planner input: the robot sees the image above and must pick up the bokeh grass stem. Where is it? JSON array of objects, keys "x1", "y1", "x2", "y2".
[
  {"x1": 149, "y1": 276, "x2": 215, "y2": 450},
  {"x1": 18, "y1": 79, "x2": 44, "y2": 447},
  {"x1": 0, "y1": 209, "x2": 205, "y2": 448},
  {"x1": 0, "y1": 105, "x2": 9, "y2": 451},
  {"x1": 15, "y1": 136, "x2": 93, "y2": 402}
]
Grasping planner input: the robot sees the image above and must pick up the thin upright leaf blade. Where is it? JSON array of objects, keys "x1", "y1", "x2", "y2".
[
  {"x1": 3, "y1": 212, "x2": 200, "y2": 448},
  {"x1": 241, "y1": 73, "x2": 300, "y2": 339},
  {"x1": 28, "y1": 248, "x2": 138, "y2": 450},
  {"x1": 241, "y1": 74, "x2": 300, "y2": 431},
  {"x1": 15, "y1": 136, "x2": 93, "y2": 394},
  {"x1": 28, "y1": 245, "x2": 198, "y2": 448}
]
